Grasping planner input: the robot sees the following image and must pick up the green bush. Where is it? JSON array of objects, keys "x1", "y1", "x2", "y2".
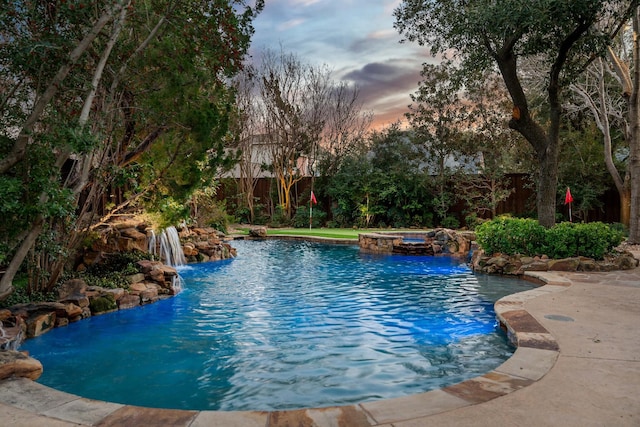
[
  {"x1": 476, "y1": 217, "x2": 624, "y2": 260},
  {"x1": 441, "y1": 215, "x2": 460, "y2": 230},
  {"x1": 0, "y1": 275, "x2": 57, "y2": 308},
  {"x1": 476, "y1": 217, "x2": 546, "y2": 256},
  {"x1": 89, "y1": 294, "x2": 117, "y2": 314},
  {"x1": 292, "y1": 206, "x2": 326, "y2": 228},
  {"x1": 80, "y1": 251, "x2": 151, "y2": 289},
  {"x1": 269, "y1": 205, "x2": 290, "y2": 227}
]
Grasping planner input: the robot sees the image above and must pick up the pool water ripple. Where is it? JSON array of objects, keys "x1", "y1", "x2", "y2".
[{"x1": 21, "y1": 239, "x2": 534, "y2": 411}]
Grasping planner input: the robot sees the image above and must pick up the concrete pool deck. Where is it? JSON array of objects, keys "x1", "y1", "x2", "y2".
[{"x1": 1, "y1": 256, "x2": 639, "y2": 426}]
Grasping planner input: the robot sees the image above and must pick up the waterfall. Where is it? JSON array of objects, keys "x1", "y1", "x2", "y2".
[
  {"x1": 171, "y1": 275, "x2": 183, "y2": 294},
  {"x1": 159, "y1": 226, "x2": 186, "y2": 267},
  {"x1": 148, "y1": 229, "x2": 157, "y2": 258},
  {"x1": 0, "y1": 324, "x2": 24, "y2": 351},
  {"x1": 147, "y1": 226, "x2": 186, "y2": 293}
]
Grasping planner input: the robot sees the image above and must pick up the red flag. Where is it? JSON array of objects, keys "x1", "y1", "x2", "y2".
[
  {"x1": 310, "y1": 191, "x2": 317, "y2": 205},
  {"x1": 564, "y1": 187, "x2": 573, "y2": 205}
]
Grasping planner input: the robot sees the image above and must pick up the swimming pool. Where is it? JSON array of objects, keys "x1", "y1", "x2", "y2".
[{"x1": 21, "y1": 239, "x2": 535, "y2": 411}]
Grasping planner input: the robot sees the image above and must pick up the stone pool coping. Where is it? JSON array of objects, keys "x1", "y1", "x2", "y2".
[{"x1": 1, "y1": 256, "x2": 639, "y2": 426}]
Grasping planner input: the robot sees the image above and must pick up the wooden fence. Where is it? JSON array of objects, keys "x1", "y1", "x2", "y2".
[{"x1": 217, "y1": 174, "x2": 622, "y2": 225}]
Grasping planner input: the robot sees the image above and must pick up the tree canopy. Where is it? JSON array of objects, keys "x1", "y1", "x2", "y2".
[
  {"x1": 0, "y1": 0, "x2": 264, "y2": 299},
  {"x1": 395, "y1": 0, "x2": 638, "y2": 228}
]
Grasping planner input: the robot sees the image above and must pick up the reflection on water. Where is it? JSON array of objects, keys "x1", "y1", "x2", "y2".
[{"x1": 22, "y1": 240, "x2": 535, "y2": 411}]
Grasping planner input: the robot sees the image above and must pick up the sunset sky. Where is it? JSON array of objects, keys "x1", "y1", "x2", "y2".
[{"x1": 248, "y1": 0, "x2": 436, "y2": 129}]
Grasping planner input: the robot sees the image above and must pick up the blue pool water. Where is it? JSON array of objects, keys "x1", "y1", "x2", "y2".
[{"x1": 22, "y1": 240, "x2": 535, "y2": 411}]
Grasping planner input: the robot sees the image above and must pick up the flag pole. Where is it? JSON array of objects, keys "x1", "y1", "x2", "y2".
[
  {"x1": 565, "y1": 187, "x2": 573, "y2": 222},
  {"x1": 309, "y1": 190, "x2": 317, "y2": 229}
]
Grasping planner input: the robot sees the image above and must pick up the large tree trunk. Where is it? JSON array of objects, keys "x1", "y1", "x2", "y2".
[
  {"x1": 495, "y1": 47, "x2": 558, "y2": 227},
  {"x1": 620, "y1": 187, "x2": 632, "y2": 229},
  {"x1": 629, "y1": 8, "x2": 640, "y2": 243},
  {"x1": 0, "y1": 220, "x2": 43, "y2": 299},
  {"x1": 536, "y1": 142, "x2": 560, "y2": 227}
]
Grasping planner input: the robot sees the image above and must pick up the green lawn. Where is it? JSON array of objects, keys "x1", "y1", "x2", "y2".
[{"x1": 234, "y1": 227, "x2": 424, "y2": 240}]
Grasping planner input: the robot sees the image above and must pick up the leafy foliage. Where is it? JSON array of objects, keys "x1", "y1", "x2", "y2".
[
  {"x1": 79, "y1": 251, "x2": 152, "y2": 290},
  {"x1": 0, "y1": 276, "x2": 56, "y2": 309},
  {"x1": 292, "y1": 205, "x2": 326, "y2": 229},
  {"x1": 476, "y1": 217, "x2": 547, "y2": 256},
  {"x1": 0, "y1": 0, "x2": 264, "y2": 297},
  {"x1": 476, "y1": 217, "x2": 624, "y2": 259},
  {"x1": 394, "y1": 0, "x2": 635, "y2": 228}
]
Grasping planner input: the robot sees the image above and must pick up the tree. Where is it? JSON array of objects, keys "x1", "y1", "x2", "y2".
[
  {"x1": 229, "y1": 66, "x2": 263, "y2": 223},
  {"x1": 567, "y1": 56, "x2": 631, "y2": 224},
  {"x1": 627, "y1": 7, "x2": 640, "y2": 242},
  {"x1": 395, "y1": 0, "x2": 637, "y2": 228},
  {"x1": 255, "y1": 49, "x2": 330, "y2": 219},
  {"x1": 314, "y1": 82, "x2": 373, "y2": 185},
  {"x1": 407, "y1": 61, "x2": 475, "y2": 226},
  {"x1": 464, "y1": 74, "x2": 534, "y2": 222},
  {"x1": 327, "y1": 124, "x2": 432, "y2": 227},
  {"x1": 565, "y1": 6, "x2": 640, "y2": 240},
  {"x1": 0, "y1": 0, "x2": 264, "y2": 299}
]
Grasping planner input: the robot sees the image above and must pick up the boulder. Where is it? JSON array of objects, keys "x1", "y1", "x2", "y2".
[
  {"x1": 183, "y1": 243, "x2": 198, "y2": 257},
  {"x1": 126, "y1": 273, "x2": 145, "y2": 285},
  {"x1": 57, "y1": 278, "x2": 87, "y2": 301},
  {"x1": 610, "y1": 251, "x2": 639, "y2": 270},
  {"x1": 120, "y1": 227, "x2": 147, "y2": 241},
  {"x1": 140, "y1": 284, "x2": 159, "y2": 304},
  {"x1": 521, "y1": 261, "x2": 549, "y2": 272},
  {"x1": 159, "y1": 264, "x2": 178, "y2": 278},
  {"x1": 249, "y1": 227, "x2": 267, "y2": 238},
  {"x1": 148, "y1": 267, "x2": 165, "y2": 284},
  {"x1": 114, "y1": 220, "x2": 143, "y2": 230},
  {"x1": 487, "y1": 255, "x2": 509, "y2": 268},
  {"x1": 104, "y1": 288, "x2": 126, "y2": 301},
  {"x1": 26, "y1": 312, "x2": 56, "y2": 338},
  {"x1": 136, "y1": 260, "x2": 156, "y2": 274},
  {"x1": 503, "y1": 260, "x2": 523, "y2": 275},
  {"x1": 195, "y1": 241, "x2": 211, "y2": 251},
  {"x1": 55, "y1": 317, "x2": 69, "y2": 327},
  {"x1": 117, "y1": 294, "x2": 141, "y2": 310},
  {"x1": 62, "y1": 303, "x2": 83, "y2": 320},
  {"x1": 89, "y1": 294, "x2": 117, "y2": 315},
  {"x1": 61, "y1": 294, "x2": 90, "y2": 309},
  {"x1": 548, "y1": 258, "x2": 580, "y2": 272},
  {"x1": 129, "y1": 282, "x2": 148, "y2": 294},
  {"x1": 0, "y1": 350, "x2": 43, "y2": 380}
]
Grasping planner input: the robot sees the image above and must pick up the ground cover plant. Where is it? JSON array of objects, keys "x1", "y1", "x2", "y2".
[{"x1": 476, "y1": 217, "x2": 624, "y2": 260}]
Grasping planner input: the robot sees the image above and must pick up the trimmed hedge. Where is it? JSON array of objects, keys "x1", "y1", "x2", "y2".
[{"x1": 476, "y1": 217, "x2": 624, "y2": 260}]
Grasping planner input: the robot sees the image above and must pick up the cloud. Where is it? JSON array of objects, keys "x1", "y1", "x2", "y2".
[
  {"x1": 290, "y1": 0, "x2": 322, "y2": 5},
  {"x1": 342, "y1": 60, "x2": 425, "y2": 129},
  {"x1": 344, "y1": 61, "x2": 420, "y2": 100},
  {"x1": 368, "y1": 29, "x2": 396, "y2": 40},
  {"x1": 248, "y1": 0, "x2": 440, "y2": 129},
  {"x1": 277, "y1": 18, "x2": 306, "y2": 31}
]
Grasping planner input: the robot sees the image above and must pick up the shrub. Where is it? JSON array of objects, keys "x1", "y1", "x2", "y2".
[
  {"x1": 476, "y1": 217, "x2": 546, "y2": 256},
  {"x1": 269, "y1": 205, "x2": 290, "y2": 227},
  {"x1": 564, "y1": 222, "x2": 623, "y2": 259},
  {"x1": 0, "y1": 275, "x2": 56, "y2": 308},
  {"x1": 476, "y1": 217, "x2": 624, "y2": 260},
  {"x1": 292, "y1": 206, "x2": 326, "y2": 228},
  {"x1": 441, "y1": 215, "x2": 460, "y2": 230},
  {"x1": 79, "y1": 251, "x2": 152, "y2": 289}
]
